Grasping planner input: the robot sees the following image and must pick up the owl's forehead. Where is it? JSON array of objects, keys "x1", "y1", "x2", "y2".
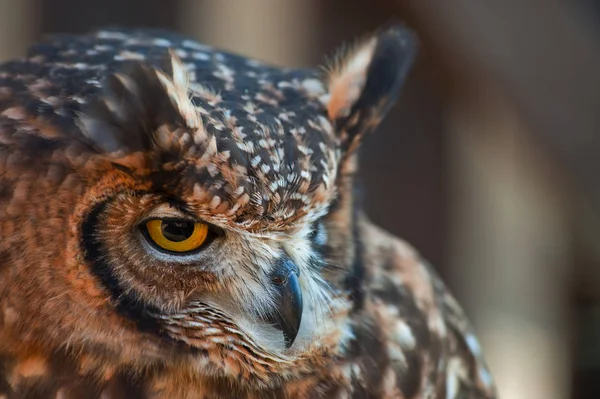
[
  {"x1": 171, "y1": 89, "x2": 340, "y2": 231},
  {"x1": 161, "y1": 43, "x2": 341, "y2": 230},
  {"x1": 88, "y1": 31, "x2": 341, "y2": 230}
]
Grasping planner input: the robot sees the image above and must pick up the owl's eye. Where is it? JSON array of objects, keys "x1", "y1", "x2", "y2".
[{"x1": 144, "y1": 219, "x2": 209, "y2": 253}]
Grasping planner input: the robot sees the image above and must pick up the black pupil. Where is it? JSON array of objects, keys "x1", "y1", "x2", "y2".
[{"x1": 161, "y1": 221, "x2": 195, "y2": 242}]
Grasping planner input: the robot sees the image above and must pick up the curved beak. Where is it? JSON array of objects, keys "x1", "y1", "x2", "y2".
[{"x1": 267, "y1": 257, "x2": 303, "y2": 348}]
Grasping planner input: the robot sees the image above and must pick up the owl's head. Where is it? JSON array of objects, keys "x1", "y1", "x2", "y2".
[{"x1": 5, "y1": 26, "x2": 415, "y2": 386}]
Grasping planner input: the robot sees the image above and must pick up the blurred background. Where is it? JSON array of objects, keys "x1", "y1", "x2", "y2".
[{"x1": 1, "y1": 0, "x2": 599, "y2": 397}]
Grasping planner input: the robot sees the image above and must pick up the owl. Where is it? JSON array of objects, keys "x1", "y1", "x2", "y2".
[{"x1": 0, "y1": 25, "x2": 496, "y2": 398}]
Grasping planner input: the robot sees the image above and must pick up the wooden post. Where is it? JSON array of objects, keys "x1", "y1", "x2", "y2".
[
  {"x1": 178, "y1": 0, "x2": 318, "y2": 67},
  {"x1": 0, "y1": 0, "x2": 36, "y2": 61}
]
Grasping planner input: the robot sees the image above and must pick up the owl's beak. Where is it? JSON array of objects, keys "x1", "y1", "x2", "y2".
[{"x1": 268, "y1": 257, "x2": 303, "y2": 348}]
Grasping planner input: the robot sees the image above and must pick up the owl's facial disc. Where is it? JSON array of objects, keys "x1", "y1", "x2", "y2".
[
  {"x1": 137, "y1": 218, "x2": 304, "y2": 347},
  {"x1": 141, "y1": 216, "x2": 304, "y2": 347}
]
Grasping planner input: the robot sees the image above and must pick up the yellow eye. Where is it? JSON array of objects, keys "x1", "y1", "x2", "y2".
[{"x1": 145, "y1": 219, "x2": 209, "y2": 253}]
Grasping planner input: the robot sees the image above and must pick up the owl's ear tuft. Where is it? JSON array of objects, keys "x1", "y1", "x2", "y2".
[
  {"x1": 324, "y1": 25, "x2": 417, "y2": 154},
  {"x1": 78, "y1": 52, "x2": 202, "y2": 165}
]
